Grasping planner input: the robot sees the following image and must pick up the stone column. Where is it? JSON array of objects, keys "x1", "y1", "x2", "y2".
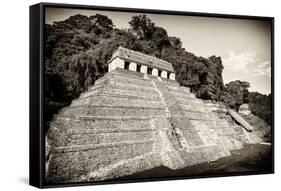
[
  {"x1": 170, "y1": 73, "x2": 176, "y2": 80},
  {"x1": 116, "y1": 57, "x2": 125, "y2": 69},
  {"x1": 140, "y1": 65, "x2": 147, "y2": 74},
  {"x1": 161, "y1": 71, "x2": 167, "y2": 78},
  {"x1": 129, "y1": 62, "x2": 137, "y2": 71},
  {"x1": 108, "y1": 61, "x2": 115, "y2": 72},
  {"x1": 109, "y1": 57, "x2": 125, "y2": 72},
  {"x1": 152, "y1": 68, "x2": 158, "y2": 76}
]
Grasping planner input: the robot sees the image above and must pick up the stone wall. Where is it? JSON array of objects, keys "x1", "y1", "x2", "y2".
[
  {"x1": 46, "y1": 67, "x2": 263, "y2": 183},
  {"x1": 108, "y1": 47, "x2": 176, "y2": 81}
]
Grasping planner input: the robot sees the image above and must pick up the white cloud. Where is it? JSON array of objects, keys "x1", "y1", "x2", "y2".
[
  {"x1": 222, "y1": 50, "x2": 271, "y2": 78},
  {"x1": 252, "y1": 60, "x2": 271, "y2": 78},
  {"x1": 222, "y1": 50, "x2": 257, "y2": 72}
]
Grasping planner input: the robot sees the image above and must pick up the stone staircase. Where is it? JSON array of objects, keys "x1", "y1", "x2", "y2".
[
  {"x1": 203, "y1": 101, "x2": 264, "y2": 144},
  {"x1": 46, "y1": 68, "x2": 257, "y2": 183}
]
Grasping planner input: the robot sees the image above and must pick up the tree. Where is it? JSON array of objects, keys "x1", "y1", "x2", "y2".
[
  {"x1": 89, "y1": 14, "x2": 114, "y2": 34},
  {"x1": 129, "y1": 14, "x2": 155, "y2": 39},
  {"x1": 151, "y1": 27, "x2": 170, "y2": 51},
  {"x1": 224, "y1": 80, "x2": 250, "y2": 110},
  {"x1": 248, "y1": 92, "x2": 272, "y2": 125},
  {"x1": 220, "y1": 91, "x2": 236, "y2": 108},
  {"x1": 46, "y1": 13, "x2": 267, "y2": 130}
]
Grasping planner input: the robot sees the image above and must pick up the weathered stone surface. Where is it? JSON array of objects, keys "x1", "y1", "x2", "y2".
[
  {"x1": 239, "y1": 104, "x2": 251, "y2": 115},
  {"x1": 228, "y1": 110, "x2": 254, "y2": 131},
  {"x1": 46, "y1": 49, "x2": 262, "y2": 183}
]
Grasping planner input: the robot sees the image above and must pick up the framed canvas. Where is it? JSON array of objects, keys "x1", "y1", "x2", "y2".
[{"x1": 29, "y1": 2, "x2": 274, "y2": 188}]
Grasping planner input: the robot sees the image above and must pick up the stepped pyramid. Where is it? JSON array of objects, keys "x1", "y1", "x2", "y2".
[{"x1": 46, "y1": 47, "x2": 260, "y2": 183}]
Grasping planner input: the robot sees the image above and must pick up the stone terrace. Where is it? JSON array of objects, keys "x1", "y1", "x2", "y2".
[{"x1": 46, "y1": 47, "x2": 264, "y2": 183}]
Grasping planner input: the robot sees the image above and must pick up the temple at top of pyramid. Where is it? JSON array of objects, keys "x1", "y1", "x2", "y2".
[
  {"x1": 108, "y1": 46, "x2": 176, "y2": 80},
  {"x1": 46, "y1": 46, "x2": 269, "y2": 184}
]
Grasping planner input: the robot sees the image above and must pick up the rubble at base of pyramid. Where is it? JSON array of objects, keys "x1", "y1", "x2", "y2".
[
  {"x1": 46, "y1": 47, "x2": 270, "y2": 183},
  {"x1": 239, "y1": 104, "x2": 251, "y2": 115}
]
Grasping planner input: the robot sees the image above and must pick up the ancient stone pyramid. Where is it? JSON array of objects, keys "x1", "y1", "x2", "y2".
[{"x1": 46, "y1": 47, "x2": 264, "y2": 183}]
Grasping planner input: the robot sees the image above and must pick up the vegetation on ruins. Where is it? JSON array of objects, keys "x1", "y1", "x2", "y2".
[{"x1": 44, "y1": 14, "x2": 271, "y2": 129}]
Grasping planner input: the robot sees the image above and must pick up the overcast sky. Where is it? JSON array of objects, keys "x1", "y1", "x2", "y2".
[{"x1": 46, "y1": 8, "x2": 272, "y2": 95}]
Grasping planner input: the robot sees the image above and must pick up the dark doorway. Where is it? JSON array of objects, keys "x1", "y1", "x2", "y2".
[
  {"x1": 167, "y1": 72, "x2": 171, "y2": 79},
  {"x1": 124, "y1": 61, "x2": 130, "y2": 70},
  {"x1": 148, "y1": 67, "x2": 153, "y2": 75},
  {"x1": 137, "y1": 64, "x2": 141, "y2": 72},
  {"x1": 158, "y1": 70, "x2": 162, "y2": 77}
]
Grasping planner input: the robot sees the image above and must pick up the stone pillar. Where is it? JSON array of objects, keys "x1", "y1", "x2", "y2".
[
  {"x1": 108, "y1": 60, "x2": 115, "y2": 72},
  {"x1": 140, "y1": 65, "x2": 147, "y2": 74},
  {"x1": 152, "y1": 68, "x2": 158, "y2": 76},
  {"x1": 116, "y1": 57, "x2": 125, "y2": 69},
  {"x1": 170, "y1": 73, "x2": 176, "y2": 80},
  {"x1": 109, "y1": 57, "x2": 124, "y2": 72},
  {"x1": 161, "y1": 71, "x2": 167, "y2": 78},
  {"x1": 129, "y1": 62, "x2": 137, "y2": 71}
]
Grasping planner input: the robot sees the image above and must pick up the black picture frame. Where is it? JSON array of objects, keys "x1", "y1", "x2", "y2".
[{"x1": 30, "y1": 2, "x2": 274, "y2": 189}]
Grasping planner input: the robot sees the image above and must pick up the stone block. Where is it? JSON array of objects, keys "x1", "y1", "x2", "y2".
[
  {"x1": 129, "y1": 62, "x2": 137, "y2": 71},
  {"x1": 140, "y1": 65, "x2": 148, "y2": 74},
  {"x1": 161, "y1": 71, "x2": 167, "y2": 78},
  {"x1": 152, "y1": 68, "x2": 158, "y2": 76},
  {"x1": 108, "y1": 57, "x2": 125, "y2": 72},
  {"x1": 170, "y1": 73, "x2": 176, "y2": 80},
  {"x1": 108, "y1": 61, "x2": 115, "y2": 72}
]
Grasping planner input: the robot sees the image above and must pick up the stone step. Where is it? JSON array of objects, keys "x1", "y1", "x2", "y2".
[
  {"x1": 112, "y1": 68, "x2": 147, "y2": 78},
  {"x1": 178, "y1": 103, "x2": 212, "y2": 113},
  {"x1": 108, "y1": 70, "x2": 152, "y2": 84},
  {"x1": 93, "y1": 80, "x2": 156, "y2": 93},
  {"x1": 80, "y1": 86, "x2": 105, "y2": 97},
  {"x1": 211, "y1": 128, "x2": 240, "y2": 136},
  {"x1": 190, "y1": 119, "x2": 228, "y2": 128},
  {"x1": 174, "y1": 96, "x2": 204, "y2": 105},
  {"x1": 161, "y1": 78, "x2": 180, "y2": 85},
  {"x1": 178, "y1": 145, "x2": 230, "y2": 166},
  {"x1": 71, "y1": 94, "x2": 163, "y2": 108},
  {"x1": 171, "y1": 91, "x2": 196, "y2": 99},
  {"x1": 47, "y1": 140, "x2": 154, "y2": 183},
  {"x1": 85, "y1": 82, "x2": 157, "y2": 97},
  {"x1": 83, "y1": 92, "x2": 160, "y2": 101},
  {"x1": 86, "y1": 152, "x2": 161, "y2": 181},
  {"x1": 207, "y1": 107, "x2": 228, "y2": 113},
  {"x1": 82, "y1": 92, "x2": 160, "y2": 101},
  {"x1": 201, "y1": 119, "x2": 230, "y2": 126},
  {"x1": 189, "y1": 120, "x2": 219, "y2": 146},
  {"x1": 169, "y1": 116, "x2": 205, "y2": 148},
  {"x1": 81, "y1": 87, "x2": 160, "y2": 100},
  {"x1": 53, "y1": 129, "x2": 153, "y2": 147},
  {"x1": 217, "y1": 137, "x2": 243, "y2": 150},
  {"x1": 87, "y1": 81, "x2": 106, "y2": 91},
  {"x1": 178, "y1": 86, "x2": 192, "y2": 94},
  {"x1": 181, "y1": 110, "x2": 219, "y2": 121},
  {"x1": 52, "y1": 139, "x2": 154, "y2": 155},
  {"x1": 97, "y1": 68, "x2": 148, "y2": 82},
  {"x1": 94, "y1": 75, "x2": 153, "y2": 89},
  {"x1": 166, "y1": 85, "x2": 191, "y2": 94},
  {"x1": 50, "y1": 116, "x2": 152, "y2": 132},
  {"x1": 59, "y1": 105, "x2": 167, "y2": 117}
]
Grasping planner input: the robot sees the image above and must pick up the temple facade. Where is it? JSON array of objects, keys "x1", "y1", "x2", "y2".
[{"x1": 108, "y1": 47, "x2": 176, "y2": 80}]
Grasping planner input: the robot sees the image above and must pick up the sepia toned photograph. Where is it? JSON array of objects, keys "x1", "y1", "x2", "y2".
[{"x1": 39, "y1": 4, "x2": 273, "y2": 186}]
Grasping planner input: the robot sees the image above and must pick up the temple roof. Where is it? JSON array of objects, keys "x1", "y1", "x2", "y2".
[{"x1": 109, "y1": 47, "x2": 175, "y2": 73}]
